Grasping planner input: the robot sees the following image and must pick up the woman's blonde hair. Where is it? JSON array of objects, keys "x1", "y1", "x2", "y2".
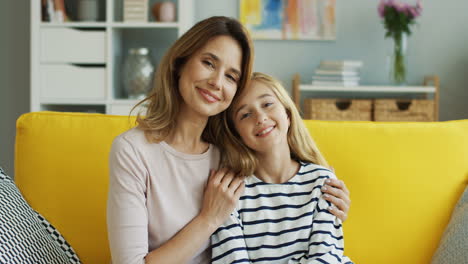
[
  {"x1": 133, "y1": 16, "x2": 254, "y2": 143},
  {"x1": 219, "y1": 72, "x2": 329, "y2": 176}
]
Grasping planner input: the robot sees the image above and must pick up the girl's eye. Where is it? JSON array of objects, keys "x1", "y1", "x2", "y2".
[
  {"x1": 240, "y1": 112, "x2": 251, "y2": 120},
  {"x1": 264, "y1": 102, "x2": 273, "y2": 107}
]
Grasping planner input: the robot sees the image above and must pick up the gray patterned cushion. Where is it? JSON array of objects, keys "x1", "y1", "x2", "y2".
[
  {"x1": 0, "y1": 167, "x2": 81, "y2": 264},
  {"x1": 431, "y1": 186, "x2": 468, "y2": 264}
]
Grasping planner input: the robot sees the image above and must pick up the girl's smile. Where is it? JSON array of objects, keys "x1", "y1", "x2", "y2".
[{"x1": 255, "y1": 125, "x2": 275, "y2": 137}]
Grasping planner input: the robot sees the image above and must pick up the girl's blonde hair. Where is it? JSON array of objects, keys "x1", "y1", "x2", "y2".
[
  {"x1": 133, "y1": 16, "x2": 254, "y2": 143},
  {"x1": 219, "y1": 72, "x2": 329, "y2": 176}
]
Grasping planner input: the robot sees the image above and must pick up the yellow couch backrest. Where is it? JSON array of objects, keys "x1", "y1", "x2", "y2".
[{"x1": 15, "y1": 112, "x2": 468, "y2": 264}]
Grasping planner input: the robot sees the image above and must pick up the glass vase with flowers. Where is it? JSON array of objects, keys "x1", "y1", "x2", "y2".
[{"x1": 378, "y1": 0, "x2": 422, "y2": 85}]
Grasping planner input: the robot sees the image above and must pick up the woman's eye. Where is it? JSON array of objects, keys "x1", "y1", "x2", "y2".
[
  {"x1": 226, "y1": 74, "x2": 237, "y2": 82},
  {"x1": 203, "y1": 60, "x2": 214, "y2": 68},
  {"x1": 264, "y1": 102, "x2": 273, "y2": 107}
]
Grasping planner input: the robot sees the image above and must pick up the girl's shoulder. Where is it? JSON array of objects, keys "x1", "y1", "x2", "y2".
[{"x1": 297, "y1": 161, "x2": 337, "y2": 181}]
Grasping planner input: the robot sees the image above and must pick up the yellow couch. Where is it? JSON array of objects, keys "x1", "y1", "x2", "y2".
[{"x1": 14, "y1": 112, "x2": 468, "y2": 264}]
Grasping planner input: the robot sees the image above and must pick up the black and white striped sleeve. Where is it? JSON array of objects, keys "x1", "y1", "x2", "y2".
[
  {"x1": 289, "y1": 180, "x2": 353, "y2": 264},
  {"x1": 211, "y1": 211, "x2": 252, "y2": 264}
]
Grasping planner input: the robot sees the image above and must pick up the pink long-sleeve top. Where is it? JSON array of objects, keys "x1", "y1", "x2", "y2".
[{"x1": 107, "y1": 127, "x2": 220, "y2": 264}]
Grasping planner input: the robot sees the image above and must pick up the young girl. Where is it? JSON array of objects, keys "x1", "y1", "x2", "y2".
[{"x1": 211, "y1": 72, "x2": 353, "y2": 263}]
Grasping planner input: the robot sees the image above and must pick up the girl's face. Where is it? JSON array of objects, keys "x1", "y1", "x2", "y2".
[
  {"x1": 232, "y1": 80, "x2": 290, "y2": 153},
  {"x1": 178, "y1": 35, "x2": 242, "y2": 118}
]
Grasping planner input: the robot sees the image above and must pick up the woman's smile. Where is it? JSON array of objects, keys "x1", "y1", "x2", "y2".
[{"x1": 196, "y1": 87, "x2": 220, "y2": 103}]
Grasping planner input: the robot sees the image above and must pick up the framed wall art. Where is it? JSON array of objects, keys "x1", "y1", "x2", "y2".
[{"x1": 240, "y1": 0, "x2": 336, "y2": 40}]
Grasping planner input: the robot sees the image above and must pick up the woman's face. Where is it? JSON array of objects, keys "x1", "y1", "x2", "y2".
[
  {"x1": 232, "y1": 80, "x2": 290, "y2": 153},
  {"x1": 178, "y1": 35, "x2": 242, "y2": 118}
]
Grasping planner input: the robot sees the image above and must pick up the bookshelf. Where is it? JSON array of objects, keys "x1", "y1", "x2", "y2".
[
  {"x1": 30, "y1": 0, "x2": 194, "y2": 115},
  {"x1": 292, "y1": 74, "x2": 440, "y2": 121}
]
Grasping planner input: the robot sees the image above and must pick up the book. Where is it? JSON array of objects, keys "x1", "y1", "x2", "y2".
[
  {"x1": 124, "y1": 0, "x2": 148, "y2": 22},
  {"x1": 320, "y1": 60, "x2": 363, "y2": 68},
  {"x1": 311, "y1": 80, "x2": 359, "y2": 87},
  {"x1": 47, "y1": 0, "x2": 55, "y2": 22},
  {"x1": 41, "y1": 0, "x2": 49, "y2": 21},
  {"x1": 312, "y1": 75, "x2": 361, "y2": 82},
  {"x1": 64, "y1": 0, "x2": 77, "y2": 21},
  {"x1": 315, "y1": 69, "x2": 359, "y2": 77},
  {"x1": 318, "y1": 65, "x2": 363, "y2": 72},
  {"x1": 53, "y1": 0, "x2": 68, "y2": 22}
]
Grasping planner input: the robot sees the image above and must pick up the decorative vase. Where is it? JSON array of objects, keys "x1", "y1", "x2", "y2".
[
  {"x1": 388, "y1": 32, "x2": 408, "y2": 85},
  {"x1": 122, "y1": 48, "x2": 155, "y2": 99},
  {"x1": 152, "y1": 2, "x2": 176, "y2": 22}
]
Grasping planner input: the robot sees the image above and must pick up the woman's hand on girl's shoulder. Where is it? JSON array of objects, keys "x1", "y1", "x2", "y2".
[
  {"x1": 322, "y1": 167, "x2": 351, "y2": 222},
  {"x1": 199, "y1": 168, "x2": 245, "y2": 230}
]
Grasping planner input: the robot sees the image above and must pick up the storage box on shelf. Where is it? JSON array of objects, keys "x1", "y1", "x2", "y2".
[
  {"x1": 292, "y1": 74, "x2": 440, "y2": 122},
  {"x1": 31, "y1": 0, "x2": 194, "y2": 116},
  {"x1": 304, "y1": 99, "x2": 372, "y2": 121},
  {"x1": 374, "y1": 99, "x2": 435, "y2": 122}
]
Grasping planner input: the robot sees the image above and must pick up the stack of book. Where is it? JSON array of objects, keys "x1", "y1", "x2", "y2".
[
  {"x1": 124, "y1": 0, "x2": 149, "y2": 22},
  {"x1": 311, "y1": 60, "x2": 363, "y2": 87}
]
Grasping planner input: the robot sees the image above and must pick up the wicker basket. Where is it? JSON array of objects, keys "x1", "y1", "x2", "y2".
[
  {"x1": 374, "y1": 99, "x2": 435, "y2": 121},
  {"x1": 303, "y1": 99, "x2": 372, "y2": 121}
]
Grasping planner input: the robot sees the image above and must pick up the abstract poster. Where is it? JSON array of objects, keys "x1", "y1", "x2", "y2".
[{"x1": 240, "y1": 0, "x2": 336, "y2": 40}]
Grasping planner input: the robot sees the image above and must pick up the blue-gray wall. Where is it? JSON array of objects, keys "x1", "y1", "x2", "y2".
[
  {"x1": 1, "y1": 0, "x2": 467, "y2": 174},
  {"x1": 0, "y1": 0, "x2": 30, "y2": 175},
  {"x1": 196, "y1": 0, "x2": 468, "y2": 120}
]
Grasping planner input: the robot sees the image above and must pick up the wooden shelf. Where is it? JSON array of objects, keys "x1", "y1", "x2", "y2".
[
  {"x1": 292, "y1": 74, "x2": 440, "y2": 121},
  {"x1": 299, "y1": 85, "x2": 436, "y2": 93}
]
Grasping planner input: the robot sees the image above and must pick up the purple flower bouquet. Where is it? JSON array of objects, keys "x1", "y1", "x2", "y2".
[{"x1": 378, "y1": 0, "x2": 423, "y2": 84}]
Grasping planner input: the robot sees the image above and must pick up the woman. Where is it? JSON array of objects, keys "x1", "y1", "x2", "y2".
[
  {"x1": 107, "y1": 16, "x2": 349, "y2": 264},
  {"x1": 211, "y1": 72, "x2": 353, "y2": 263}
]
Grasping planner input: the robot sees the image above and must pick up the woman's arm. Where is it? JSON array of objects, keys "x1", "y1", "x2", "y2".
[
  {"x1": 107, "y1": 137, "x2": 150, "y2": 264},
  {"x1": 322, "y1": 171, "x2": 351, "y2": 221},
  {"x1": 143, "y1": 211, "x2": 223, "y2": 264},
  {"x1": 145, "y1": 169, "x2": 245, "y2": 264}
]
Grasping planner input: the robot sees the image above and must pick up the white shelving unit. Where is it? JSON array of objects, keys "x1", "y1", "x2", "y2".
[
  {"x1": 30, "y1": 0, "x2": 194, "y2": 115},
  {"x1": 292, "y1": 74, "x2": 440, "y2": 121}
]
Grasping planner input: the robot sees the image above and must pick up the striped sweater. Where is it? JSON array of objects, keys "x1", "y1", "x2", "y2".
[{"x1": 211, "y1": 162, "x2": 353, "y2": 264}]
